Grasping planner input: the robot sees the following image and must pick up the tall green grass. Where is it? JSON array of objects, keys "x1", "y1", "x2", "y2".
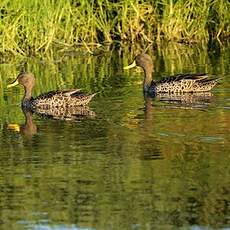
[{"x1": 0, "y1": 0, "x2": 229, "y2": 57}]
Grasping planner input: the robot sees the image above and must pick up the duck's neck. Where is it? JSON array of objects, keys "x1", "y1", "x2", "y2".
[
  {"x1": 22, "y1": 86, "x2": 33, "y2": 106},
  {"x1": 143, "y1": 68, "x2": 153, "y2": 92},
  {"x1": 23, "y1": 87, "x2": 32, "y2": 100}
]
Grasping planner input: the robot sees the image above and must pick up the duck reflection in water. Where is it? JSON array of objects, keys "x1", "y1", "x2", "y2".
[
  {"x1": 7, "y1": 106, "x2": 95, "y2": 138},
  {"x1": 34, "y1": 104, "x2": 95, "y2": 120},
  {"x1": 7, "y1": 108, "x2": 37, "y2": 138},
  {"x1": 150, "y1": 91, "x2": 214, "y2": 108}
]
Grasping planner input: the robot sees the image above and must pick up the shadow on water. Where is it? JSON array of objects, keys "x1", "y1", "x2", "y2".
[{"x1": 0, "y1": 43, "x2": 229, "y2": 230}]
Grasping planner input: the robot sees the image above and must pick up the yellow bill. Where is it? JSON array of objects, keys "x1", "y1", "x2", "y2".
[
  {"x1": 7, "y1": 123, "x2": 20, "y2": 132},
  {"x1": 7, "y1": 79, "x2": 19, "y2": 88},
  {"x1": 123, "y1": 60, "x2": 137, "y2": 70}
]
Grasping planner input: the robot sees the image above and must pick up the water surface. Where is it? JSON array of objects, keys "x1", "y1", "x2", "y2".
[{"x1": 0, "y1": 44, "x2": 229, "y2": 230}]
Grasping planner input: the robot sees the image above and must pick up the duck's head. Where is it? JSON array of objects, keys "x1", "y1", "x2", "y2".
[
  {"x1": 7, "y1": 72, "x2": 35, "y2": 89},
  {"x1": 124, "y1": 53, "x2": 153, "y2": 72}
]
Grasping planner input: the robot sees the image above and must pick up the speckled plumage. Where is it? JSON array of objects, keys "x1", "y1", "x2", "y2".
[
  {"x1": 7, "y1": 72, "x2": 96, "y2": 111},
  {"x1": 151, "y1": 73, "x2": 219, "y2": 93},
  {"x1": 124, "y1": 54, "x2": 219, "y2": 94},
  {"x1": 30, "y1": 90, "x2": 96, "y2": 109}
]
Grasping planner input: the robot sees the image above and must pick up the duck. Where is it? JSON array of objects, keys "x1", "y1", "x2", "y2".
[
  {"x1": 7, "y1": 72, "x2": 96, "y2": 110},
  {"x1": 124, "y1": 53, "x2": 219, "y2": 94}
]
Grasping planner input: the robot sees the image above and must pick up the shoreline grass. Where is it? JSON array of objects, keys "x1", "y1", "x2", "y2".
[{"x1": 0, "y1": 0, "x2": 229, "y2": 57}]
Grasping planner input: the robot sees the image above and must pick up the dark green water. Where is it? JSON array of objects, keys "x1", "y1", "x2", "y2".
[{"x1": 0, "y1": 44, "x2": 229, "y2": 230}]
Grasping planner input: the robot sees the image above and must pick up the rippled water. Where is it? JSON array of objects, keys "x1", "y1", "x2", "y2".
[{"x1": 0, "y1": 44, "x2": 229, "y2": 230}]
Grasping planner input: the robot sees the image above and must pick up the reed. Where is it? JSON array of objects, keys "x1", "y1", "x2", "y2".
[{"x1": 0, "y1": 0, "x2": 229, "y2": 57}]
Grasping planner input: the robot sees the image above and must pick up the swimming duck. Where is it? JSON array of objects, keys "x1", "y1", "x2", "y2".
[
  {"x1": 7, "y1": 72, "x2": 96, "y2": 110},
  {"x1": 124, "y1": 53, "x2": 219, "y2": 94}
]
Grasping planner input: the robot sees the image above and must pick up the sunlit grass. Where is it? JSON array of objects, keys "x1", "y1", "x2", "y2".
[{"x1": 0, "y1": 0, "x2": 229, "y2": 57}]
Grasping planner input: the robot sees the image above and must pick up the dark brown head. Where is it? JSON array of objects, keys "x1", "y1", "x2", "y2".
[
  {"x1": 124, "y1": 53, "x2": 153, "y2": 73},
  {"x1": 124, "y1": 53, "x2": 154, "y2": 91},
  {"x1": 135, "y1": 53, "x2": 153, "y2": 70},
  {"x1": 7, "y1": 72, "x2": 35, "y2": 90}
]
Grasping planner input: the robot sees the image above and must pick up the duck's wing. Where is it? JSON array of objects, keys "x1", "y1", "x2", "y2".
[
  {"x1": 64, "y1": 90, "x2": 97, "y2": 103},
  {"x1": 34, "y1": 89, "x2": 96, "y2": 107},
  {"x1": 60, "y1": 89, "x2": 82, "y2": 97},
  {"x1": 35, "y1": 90, "x2": 58, "y2": 100},
  {"x1": 69, "y1": 92, "x2": 97, "y2": 106},
  {"x1": 35, "y1": 89, "x2": 82, "y2": 100},
  {"x1": 158, "y1": 73, "x2": 209, "y2": 84},
  {"x1": 154, "y1": 73, "x2": 219, "y2": 93}
]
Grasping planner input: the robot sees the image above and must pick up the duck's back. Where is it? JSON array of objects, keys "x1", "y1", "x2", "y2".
[
  {"x1": 32, "y1": 89, "x2": 95, "y2": 109},
  {"x1": 155, "y1": 73, "x2": 219, "y2": 93}
]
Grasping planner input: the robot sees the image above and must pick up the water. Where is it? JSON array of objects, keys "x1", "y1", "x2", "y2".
[{"x1": 0, "y1": 44, "x2": 229, "y2": 230}]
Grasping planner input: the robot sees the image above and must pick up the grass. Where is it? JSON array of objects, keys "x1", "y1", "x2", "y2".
[{"x1": 0, "y1": 0, "x2": 229, "y2": 57}]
